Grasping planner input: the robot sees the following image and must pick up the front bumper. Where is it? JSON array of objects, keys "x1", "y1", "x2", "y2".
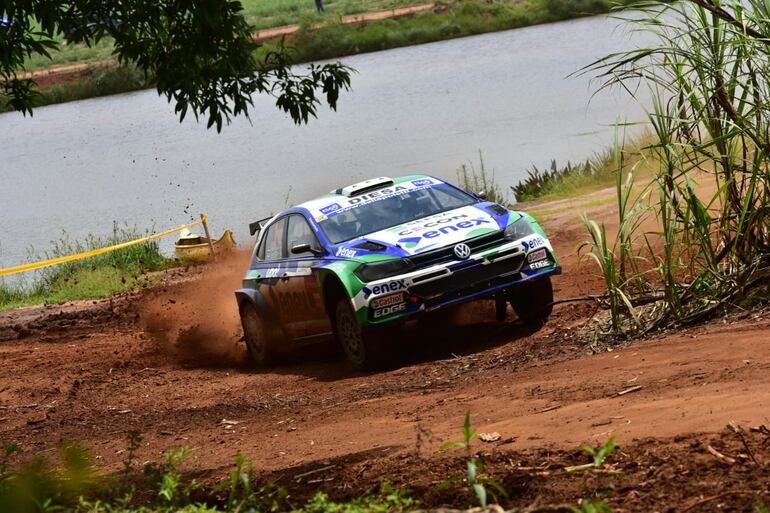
[{"x1": 353, "y1": 233, "x2": 561, "y2": 325}]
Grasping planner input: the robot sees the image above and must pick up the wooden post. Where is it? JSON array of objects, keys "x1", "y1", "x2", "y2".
[{"x1": 200, "y1": 214, "x2": 215, "y2": 259}]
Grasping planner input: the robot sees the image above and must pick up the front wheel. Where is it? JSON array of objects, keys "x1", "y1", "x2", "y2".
[
  {"x1": 334, "y1": 299, "x2": 384, "y2": 369},
  {"x1": 239, "y1": 302, "x2": 275, "y2": 366},
  {"x1": 509, "y1": 277, "x2": 553, "y2": 323}
]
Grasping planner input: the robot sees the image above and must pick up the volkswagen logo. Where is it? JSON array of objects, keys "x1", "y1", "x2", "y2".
[{"x1": 453, "y1": 243, "x2": 471, "y2": 259}]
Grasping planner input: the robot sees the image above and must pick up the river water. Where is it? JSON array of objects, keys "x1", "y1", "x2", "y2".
[{"x1": 0, "y1": 13, "x2": 651, "y2": 272}]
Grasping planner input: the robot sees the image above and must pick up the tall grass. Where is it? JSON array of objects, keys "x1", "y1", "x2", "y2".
[
  {"x1": 581, "y1": 0, "x2": 770, "y2": 334},
  {"x1": 456, "y1": 151, "x2": 508, "y2": 205},
  {"x1": 0, "y1": 223, "x2": 172, "y2": 309}
]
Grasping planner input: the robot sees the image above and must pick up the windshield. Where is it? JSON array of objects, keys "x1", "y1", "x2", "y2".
[{"x1": 319, "y1": 183, "x2": 476, "y2": 244}]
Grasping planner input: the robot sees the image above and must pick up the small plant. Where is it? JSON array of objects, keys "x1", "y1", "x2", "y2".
[
  {"x1": 440, "y1": 412, "x2": 507, "y2": 507},
  {"x1": 144, "y1": 446, "x2": 198, "y2": 507},
  {"x1": 580, "y1": 436, "x2": 617, "y2": 470},
  {"x1": 755, "y1": 498, "x2": 769, "y2": 513},
  {"x1": 122, "y1": 430, "x2": 143, "y2": 479},
  {"x1": 214, "y1": 453, "x2": 287, "y2": 513},
  {"x1": 573, "y1": 498, "x2": 613, "y2": 513}
]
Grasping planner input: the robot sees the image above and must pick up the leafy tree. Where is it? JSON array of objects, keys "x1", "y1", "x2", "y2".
[{"x1": 0, "y1": 0, "x2": 352, "y2": 130}]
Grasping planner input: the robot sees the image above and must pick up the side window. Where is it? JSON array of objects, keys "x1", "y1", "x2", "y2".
[
  {"x1": 286, "y1": 215, "x2": 319, "y2": 258},
  {"x1": 261, "y1": 217, "x2": 287, "y2": 260}
]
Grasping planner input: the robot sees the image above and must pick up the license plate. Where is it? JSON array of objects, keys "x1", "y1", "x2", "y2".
[{"x1": 370, "y1": 293, "x2": 405, "y2": 309}]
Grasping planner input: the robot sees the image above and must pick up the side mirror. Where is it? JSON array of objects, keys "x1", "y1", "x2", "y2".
[
  {"x1": 476, "y1": 190, "x2": 488, "y2": 200},
  {"x1": 291, "y1": 243, "x2": 322, "y2": 256}
]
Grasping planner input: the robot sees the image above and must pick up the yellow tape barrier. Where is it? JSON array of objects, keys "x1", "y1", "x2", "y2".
[{"x1": 0, "y1": 215, "x2": 208, "y2": 277}]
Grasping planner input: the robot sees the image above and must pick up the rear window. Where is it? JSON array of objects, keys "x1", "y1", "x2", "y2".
[{"x1": 319, "y1": 184, "x2": 475, "y2": 244}]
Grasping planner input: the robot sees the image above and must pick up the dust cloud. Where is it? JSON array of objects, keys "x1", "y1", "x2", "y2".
[{"x1": 139, "y1": 250, "x2": 252, "y2": 367}]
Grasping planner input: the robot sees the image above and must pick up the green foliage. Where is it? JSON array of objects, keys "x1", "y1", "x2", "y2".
[
  {"x1": 581, "y1": 0, "x2": 770, "y2": 334},
  {"x1": 300, "y1": 483, "x2": 416, "y2": 513},
  {"x1": 0, "y1": 223, "x2": 174, "y2": 310},
  {"x1": 0, "y1": 442, "x2": 98, "y2": 513},
  {"x1": 4, "y1": 0, "x2": 647, "y2": 112},
  {"x1": 755, "y1": 498, "x2": 769, "y2": 513},
  {"x1": 572, "y1": 499, "x2": 612, "y2": 513},
  {"x1": 440, "y1": 412, "x2": 507, "y2": 508},
  {"x1": 579, "y1": 436, "x2": 617, "y2": 470},
  {"x1": 512, "y1": 145, "x2": 622, "y2": 203},
  {"x1": 1, "y1": 1, "x2": 352, "y2": 130},
  {"x1": 456, "y1": 151, "x2": 508, "y2": 206}
]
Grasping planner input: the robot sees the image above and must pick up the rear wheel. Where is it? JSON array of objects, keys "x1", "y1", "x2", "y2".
[
  {"x1": 239, "y1": 302, "x2": 275, "y2": 366},
  {"x1": 509, "y1": 277, "x2": 553, "y2": 323},
  {"x1": 335, "y1": 298, "x2": 384, "y2": 369}
]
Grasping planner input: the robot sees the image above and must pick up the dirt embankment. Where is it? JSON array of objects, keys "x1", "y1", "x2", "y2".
[{"x1": 1, "y1": 189, "x2": 769, "y2": 511}]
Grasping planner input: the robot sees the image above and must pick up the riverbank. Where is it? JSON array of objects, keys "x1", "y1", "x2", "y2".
[
  {"x1": 2, "y1": 0, "x2": 638, "y2": 112},
  {"x1": 0, "y1": 225, "x2": 178, "y2": 311}
]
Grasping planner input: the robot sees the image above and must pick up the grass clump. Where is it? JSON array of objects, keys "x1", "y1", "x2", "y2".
[
  {"x1": 0, "y1": 223, "x2": 173, "y2": 310},
  {"x1": 580, "y1": 0, "x2": 770, "y2": 335},
  {"x1": 456, "y1": 151, "x2": 507, "y2": 205}
]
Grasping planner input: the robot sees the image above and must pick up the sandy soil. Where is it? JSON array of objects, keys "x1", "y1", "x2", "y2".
[{"x1": 1, "y1": 189, "x2": 769, "y2": 511}]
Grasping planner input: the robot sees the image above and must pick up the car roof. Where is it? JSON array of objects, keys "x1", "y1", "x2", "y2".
[{"x1": 296, "y1": 174, "x2": 444, "y2": 212}]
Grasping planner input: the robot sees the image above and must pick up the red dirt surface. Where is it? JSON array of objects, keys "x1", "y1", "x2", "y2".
[{"x1": 1, "y1": 190, "x2": 769, "y2": 511}]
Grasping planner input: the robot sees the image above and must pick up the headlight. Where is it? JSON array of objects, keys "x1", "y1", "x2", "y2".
[
  {"x1": 354, "y1": 258, "x2": 415, "y2": 282},
  {"x1": 504, "y1": 216, "x2": 535, "y2": 240}
]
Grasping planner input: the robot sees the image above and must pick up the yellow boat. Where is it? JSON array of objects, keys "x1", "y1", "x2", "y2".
[{"x1": 174, "y1": 228, "x2": 236, "y2": 262}]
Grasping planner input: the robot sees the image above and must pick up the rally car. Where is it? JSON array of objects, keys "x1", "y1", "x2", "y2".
[{"x1": 236, "y1": 175, "x2": 560, "y2": 368}]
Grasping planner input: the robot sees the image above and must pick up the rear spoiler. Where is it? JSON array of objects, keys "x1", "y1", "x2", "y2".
[{"x1": 249, "y1": 216, "x2": 273, "y2": 237}]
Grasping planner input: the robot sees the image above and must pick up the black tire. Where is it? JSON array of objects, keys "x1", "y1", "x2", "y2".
[
  {"x1": 509, "y1": 277, "x2": 553, "y2": 323},
  {"x1": 239, "y1": 302, "x2": 275, "y2": 366},
  {"x1": 334, "y1": 298, "x2": 384, "y2": 369}
]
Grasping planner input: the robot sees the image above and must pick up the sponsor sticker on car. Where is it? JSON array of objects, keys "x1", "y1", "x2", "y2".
[
  {"x1": 370, "y1": 292, "x2": 405, "y2": 310},
  {"x1": 527, "y1": 248, "x2": 547, "y2": 262},
  {"x1": 307, "y1": 178, "x2": 439, "y2": 220},
  {"x1": 372, "y1": 302, "x2": 407, "y2": 319},
  {"x1": 366, "y1": 279, "x2": 407, "y2": 297}
]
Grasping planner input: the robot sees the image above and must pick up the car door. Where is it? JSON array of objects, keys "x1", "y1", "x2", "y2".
[
  {"x1": 250, "y1": 216, "x2": 290, "y2": 335},
  {"x1": 281, "y1": 214, "x2": 332, "y2": 341}
]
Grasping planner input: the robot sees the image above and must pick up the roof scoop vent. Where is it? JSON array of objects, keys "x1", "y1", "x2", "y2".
[{"x1": 334, "y1": 177, "x2": 394, "y2": 197}]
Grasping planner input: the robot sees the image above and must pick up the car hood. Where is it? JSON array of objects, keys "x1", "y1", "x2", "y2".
[{"x1": 344, "y1": 203, "x2": 516, "y2": 257}]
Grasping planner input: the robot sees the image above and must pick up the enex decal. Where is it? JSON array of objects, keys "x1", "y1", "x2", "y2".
[
  {"x1": 362, "y1": 279, "x2": 407, "y2": 298},
  {"x1": 335, "y1": 247, "x2": 357, "y2": 258}
]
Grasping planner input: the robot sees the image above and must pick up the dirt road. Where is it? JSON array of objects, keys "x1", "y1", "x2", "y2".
[{"x1": 2, "y1": 189, "x2": 769, "y2": 511}]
